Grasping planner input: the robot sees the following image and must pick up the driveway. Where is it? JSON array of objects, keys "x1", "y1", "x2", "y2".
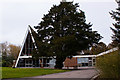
[{"x1": 31, "y1": 68, "x2": 98, "y2": 78}]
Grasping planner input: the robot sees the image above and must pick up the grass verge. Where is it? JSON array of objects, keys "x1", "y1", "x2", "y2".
[{"x1": 2, "y1": 67, "x2": 69, "y2": 79}]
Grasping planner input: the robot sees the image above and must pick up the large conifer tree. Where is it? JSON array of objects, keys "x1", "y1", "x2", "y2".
[
  {"x1": 35, "y1": 2, "x2": 102, "y2": 69},
  {"x1": 110, "y1": 4, "x2": 120, "y2": 48}
]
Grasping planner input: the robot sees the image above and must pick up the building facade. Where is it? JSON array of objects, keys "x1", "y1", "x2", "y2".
[
  {"x1": 64, "y1": 55, "x2": 96, "y2": 68},
  {"x1": 15, "y1": 26, "x2": 56, "y2": 68},
  {"x1": 15, "y1": 26, "x2": 97, "y2": 68}
]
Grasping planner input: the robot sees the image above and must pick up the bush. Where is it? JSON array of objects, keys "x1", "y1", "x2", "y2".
[
  {"x1": 96, "y1": 50, "x2": 120, "y2": 79},
  {"x1": 2, "y1": 55, "x2": 14, "y2": 67}
]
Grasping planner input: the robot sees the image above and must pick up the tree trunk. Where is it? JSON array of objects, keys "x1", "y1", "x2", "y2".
[{"x1": 55, "y1": 57, "x2": 64, "y2": 69}]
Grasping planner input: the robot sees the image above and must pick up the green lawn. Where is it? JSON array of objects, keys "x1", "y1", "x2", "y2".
[{"x1": 2, "y1": 67, "x2": 69, "y2": 79}]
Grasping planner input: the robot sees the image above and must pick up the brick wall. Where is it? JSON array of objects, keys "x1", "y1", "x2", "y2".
[{"x1": 64, "y1": 57, "x2": 77, "y2": 67}]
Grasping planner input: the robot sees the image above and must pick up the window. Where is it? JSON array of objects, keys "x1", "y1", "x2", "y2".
[
  {"x1": 25, "y1": 59, "x2": 33, "y2": 67},
  {"x1": 77, "y1": 58, "x2": 89, "y2": 64},
  {"x1": 82, "y1": 63, "x2": 88, "y2": 66},
  {"x1": 93, "y1": 59, "x2": 96, "y2": 62}
]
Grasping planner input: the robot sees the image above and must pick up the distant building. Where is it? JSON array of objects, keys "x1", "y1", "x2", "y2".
[{"x1": 64, "y1": 55, "x2": 96, "y2": 68}]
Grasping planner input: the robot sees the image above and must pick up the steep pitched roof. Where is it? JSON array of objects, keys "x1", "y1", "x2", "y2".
[
  {"x1": 29, "y1": 25, "x2": 40, "y2": 49},
  {"x1": 15, "y1": 25, "x2": 39, "y2": 67}
]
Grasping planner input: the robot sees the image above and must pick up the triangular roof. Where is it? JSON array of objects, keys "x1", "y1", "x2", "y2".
[{"x1": 15, "y1": 25, "x2": 38, "y2": 67}]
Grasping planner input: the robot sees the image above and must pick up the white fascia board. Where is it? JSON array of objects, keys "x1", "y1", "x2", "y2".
[
  {"x1": 96, "y1": 47, "x2": 118, "y2": 57},
  {"x1": 29, "y1": 27, "x2": 38, "y2": 49},
  {"x1": 73, "y1": 55, "x2": 96, "y2": 58},
  {"x1": 19, "y1": 56, "x2": 32, "y2": 58},
  {"x1": 15, "y1": 27, "x2": 29, "y2": 67},
  {"x1": 39, "y1": 56, "x2": 56, "y2": 59},
  {"x1": 73, "y1": 47, "x2": 118, "y2": 58},
  {"x1": 29, "y1": 27, "x2": 35, "y2": 43}
]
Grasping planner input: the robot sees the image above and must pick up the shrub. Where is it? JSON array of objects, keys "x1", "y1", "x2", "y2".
[
  {"x1": 2, "y1": 55, "x2": 14, "y2": 67},
  {"x1": 96, "y1": 50, "x2": 120, "y2": 79}
]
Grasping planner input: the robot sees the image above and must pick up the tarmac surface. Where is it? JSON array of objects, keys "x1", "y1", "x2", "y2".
[
  {"x1": 31, "y1": 68, "x2": 98, "y2": 78},
  {"x1": 2, "y1": 68, "x2": 98, "y2": 80}
]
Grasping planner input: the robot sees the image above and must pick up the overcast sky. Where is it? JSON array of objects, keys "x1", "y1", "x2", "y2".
[{"x1": 0, "y1": 0, "x2": 118, "y2": 46}]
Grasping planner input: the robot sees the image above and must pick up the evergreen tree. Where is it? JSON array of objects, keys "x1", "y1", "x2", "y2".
[
  {"x1": 35, "y1": 2, "x2": 102, "y2": 69},
  {"x1": 110, "y1": 5, "x2": 120, "y2": 48},
  {"x1": 91, "y1": 42, "x2": 108, "y2": 55}
]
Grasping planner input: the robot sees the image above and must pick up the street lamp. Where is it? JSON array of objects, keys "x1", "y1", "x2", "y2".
[{"x1": 115, "y1": 0, "x2": 120, "y2": 7}]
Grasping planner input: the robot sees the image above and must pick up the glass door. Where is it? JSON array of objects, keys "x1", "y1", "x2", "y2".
[{"x1": 25, "y1": 59, "x2": 33, "y2": 67}]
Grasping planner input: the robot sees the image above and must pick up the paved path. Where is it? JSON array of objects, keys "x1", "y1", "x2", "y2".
[
  {"x1": 30, "y1": 68, "x2": 98, "y2": 78},
  {"x1": 2, "y1": 68, "x2": 98, "y2": 80}
]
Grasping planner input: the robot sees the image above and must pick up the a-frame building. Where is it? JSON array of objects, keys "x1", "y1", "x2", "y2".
[
  {"x1": 15, "y1": 26, "x2": 56, "y2": 68},
  {"x1": 14, "y1": 26, "x2": 97, "y2": 68}
]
